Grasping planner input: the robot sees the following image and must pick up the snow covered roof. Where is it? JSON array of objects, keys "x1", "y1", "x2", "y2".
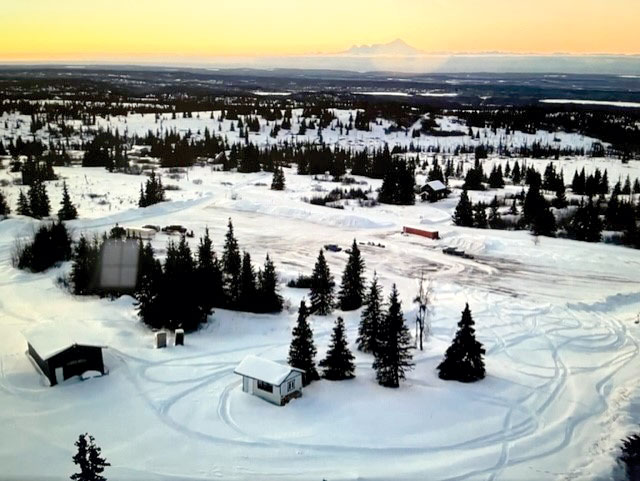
[
  {"x1": 23, "y1": 323, "x2": 106, "y2": 360},
  {"x1": 424, "y1": 180, "x2": 447, "y2": 191},
  {"x1": 234, "y1": 355, "x2": 303, "y2": 386}
]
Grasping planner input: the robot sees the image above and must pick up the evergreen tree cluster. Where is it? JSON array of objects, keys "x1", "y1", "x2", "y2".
[
  {"x1": 541, "y1": 163, "x2": 565, "y2": 193},
  {"x1": 462, "y1": 160, "x2": 486, "y2": 191},
  {"x1": 288, "y1": 304, "x2": 357, "y2": 385},
  {"x1": 618, "y1": 431, "x2": 640, "y2": 481},
  {"x1": 378, "y1": 158, "x2": 416, "y2": 205},
  {"x1": 21, "y1": 158, "x2": 56, "y2": 186},
  {"x1": 138, "y1": 171, "x2": 165, "y2": 207},
  {"x1": 454, "y1": 193, "x2": 504, "y2": 229},
  {"x1": 14, "y1": 220, "x2": 72, "y2": 273},
  {"x1": 66, "y1": 220, "x2": 283, "y2": 329},
  {"x1": 356, "y1": 276, "x2": 414, "y2": 388},
  {"x1": 568, "y1": 198, "x2": 603, "y2": 242},
  {"x1": 18, "y1": 181, "x2": 51, "y2": 219},
  {"x1": 82, "y1": 131, "x2": 129, "y2": 171},
  {"x1": 571, "y1": 167, "x2": 610, "y2": 196},
  {"x1": 7, "y1": 136, "x2": 46, "y2": 159},
  {"x1": 487, "y1": 164, "x2": 505, "y2": 189},
  {"x1": 134, "y1": 221, "x2": 282, "y2": 330},
  {"x1": 356, "y1": 278, "x2": 486, "y2": 386}
]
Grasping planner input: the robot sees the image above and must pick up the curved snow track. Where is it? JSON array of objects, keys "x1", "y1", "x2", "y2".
[
  {"x1": 1, "y1": 179, "x2": 639, "y2": 480},
  {"x1": 100, "y1": 294, "x2": 639, "y2": 480}
]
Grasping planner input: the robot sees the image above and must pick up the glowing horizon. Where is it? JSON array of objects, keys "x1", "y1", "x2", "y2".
[{"x1": 2, "y1": 0, "x2": 639, "y2": 62}]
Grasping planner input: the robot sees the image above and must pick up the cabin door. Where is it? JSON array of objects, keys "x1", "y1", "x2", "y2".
[{"x1": 55, "y1": 367, "x2": 64, "y2": 385}]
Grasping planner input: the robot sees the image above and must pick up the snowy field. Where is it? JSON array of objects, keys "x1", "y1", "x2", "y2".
[
  {"x1": 1, "y1": 156, "x2": 640, "y2": 480},
  {"x1": 0, "y1": 108, "x2": 607, "y2": 158}
]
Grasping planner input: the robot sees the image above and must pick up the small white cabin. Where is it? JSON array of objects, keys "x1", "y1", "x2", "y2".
[{"x1": 234, "y1": 355, "x2": 304, "y2": 406}]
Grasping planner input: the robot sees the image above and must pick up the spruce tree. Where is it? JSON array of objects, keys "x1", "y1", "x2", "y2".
[
  {"x1": 473, "y1": 203, "x2": 488, "y2": 228},
  {"x1": 135, "y1": 241, "x2": 165, "y2": 329},
  {"x1": 568, "y1": 199, "x2": 602, "y2": 242},
  {"x1": 453, "y1": 189, "x2": 474, "y2": 227},
  {"x1": 162, "y1": 237, "x2": 202, "y2": 331},
  {"x1": 271, "y1": 165, "x2": 285, "y2": 190},
  {"x1": 488, "y1": 165, "x2": 504, "y2": 188},
  {"x1": 288, "y1": 300, "x2": 319, "y2": 386},
  {"x1": 309, "y1": 249, "x2": 335, "y2": 315},
  {"x1": 222, "y1": 219, "x2": 242, "y2": 307},
  {"x1": 511, "y1": 161, "x2": 521, "y2": 185},
  {"x1": 28, "y1": 181, "x2": 50, "y2": 219},
  {"x1": 553, "y1": 185, "x2": 568, "y2": 209},
  {"x1": 437, "y1": 303, "x2": 486, "y2": 382},
  {"x1": 338, "y1": 239, "x2": 365, "y2": 311},
  {"x1": 531, "y1": 205, "x2": 557, "y2": 237},
  {"x1": 320, "y1": 317, "x2": 356, "y2": 380},
  {"x1": 373, "y1": 284, "x2": 414, "y2": 388},
  {"x1": 17, "y1": 190, "x2": 30, "y2": 216},
  {"x1": 0, "y1": 190, "x2": 10, "y2": 216},
  {"x1": 357, "y1": 273, "x2": 384, "y2": 354},
  {"x1": 58, "y1": 181, "x2": 78, "y2": 220},
  {"x1": 70, "y1": 433, "x2": 110, "y2": 481},
  {"x1": 138, "y1": 171, "x2": 165, "y2": 207},
  {"x1": 196, "y1": 228, "x2": 223, "y2": 315},
  {"x1": 70, "y1": 235, "x2": 99, "y2": 295},
  {"x1": 257, "y1": 254, "x2": 283, "y2": 313},
  {"x1": 488, "y1": 196, "x2": 502, "y2": 229},
  {"x1": 238, "y1": 251, "x2": 257, "y2": 311},
  {"x1": 509, "y1": 199, "x2": 519, "y2": 215},
  {"x1": 138, "y1": 185, "x2": 145, "y2": 207},
  {"x1": 525, "y1": 179, "x2": 557, "y2": 237}
]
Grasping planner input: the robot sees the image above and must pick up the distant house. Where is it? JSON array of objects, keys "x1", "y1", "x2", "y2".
[
  {"x1": 420, "y1": 180, "x2": 449, "y2": 202},
  {"x1": 124, "y1": 227, "x2": 156, "y2": 240},
  {"x1": 24, "y1": 325, "x2": 107, "y2": 386},
  {"x1": 234, "y1": 355, "x2": 304, "y2": 406}
]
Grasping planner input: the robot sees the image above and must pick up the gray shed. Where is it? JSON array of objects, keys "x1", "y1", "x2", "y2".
[{"x1": 234, "y1": 355, "x2": 304, "y2": 406}]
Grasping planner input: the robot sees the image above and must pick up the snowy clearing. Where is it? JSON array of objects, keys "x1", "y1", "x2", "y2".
[
  {"x1": 540, "y1": 99, "x2": 640, "y2": 109},
  {"x1": 0, "y1": 160, "x2": 639, "y2": 480}
]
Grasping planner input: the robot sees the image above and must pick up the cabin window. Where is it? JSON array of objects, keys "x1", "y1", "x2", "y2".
[
  {"x1": 257, "y1": 380, "x2": 273, "y2": 393},
  {"x1": 287, "y1": 380, "x2": 295, "y2": 392}
]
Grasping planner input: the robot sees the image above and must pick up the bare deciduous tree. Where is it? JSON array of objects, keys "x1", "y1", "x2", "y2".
[{"x1": 413, "y1": 271, "x2": 434, "y2": 351}]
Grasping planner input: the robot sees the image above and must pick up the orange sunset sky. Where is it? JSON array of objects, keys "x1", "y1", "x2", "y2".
[{"x1": 1, "y1": 0, "x2": 639, "y2": 61}]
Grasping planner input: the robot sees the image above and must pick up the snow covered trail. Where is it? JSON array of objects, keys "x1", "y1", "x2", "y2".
[{"x1": 0, "y1": 166, "x2": 640, "y2": 480}]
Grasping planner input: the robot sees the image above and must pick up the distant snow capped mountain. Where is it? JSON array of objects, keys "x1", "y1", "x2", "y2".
[{"x1": 341, "y1": 39, "x2": 424, "y2": 56}]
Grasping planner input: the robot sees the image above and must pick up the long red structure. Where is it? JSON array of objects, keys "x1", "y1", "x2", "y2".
[{"x1": 403, "y1": 226, "x2": 440, "y2": 240}]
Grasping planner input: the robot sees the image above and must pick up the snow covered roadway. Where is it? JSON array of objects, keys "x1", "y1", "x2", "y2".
[{"x1": 0, "y1": 165, "x2": 639, "y2": 480}]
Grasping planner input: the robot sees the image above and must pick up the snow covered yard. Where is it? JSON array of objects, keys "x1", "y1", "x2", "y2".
[{"x1": 0, "y1": 165, "x2": 639, "y2": 480}]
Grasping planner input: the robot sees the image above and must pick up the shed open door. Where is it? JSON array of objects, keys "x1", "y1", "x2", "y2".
[{"x1": 55, "y1": 367, "x2": 64, "y2": 385}]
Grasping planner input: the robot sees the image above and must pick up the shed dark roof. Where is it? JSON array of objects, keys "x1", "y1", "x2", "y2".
[{"x1": 23, "y1": 324, "x2": 105, "y2": 360}]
